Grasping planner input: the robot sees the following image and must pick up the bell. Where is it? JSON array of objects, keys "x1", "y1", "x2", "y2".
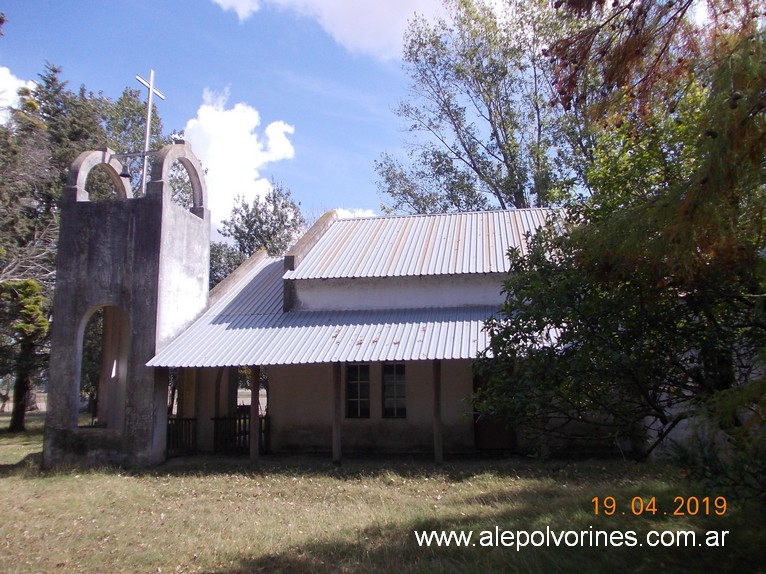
[{"x1": 119, "y1": 164, "x2": 131, "y2": 179}]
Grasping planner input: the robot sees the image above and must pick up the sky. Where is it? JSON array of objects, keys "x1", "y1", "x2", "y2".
[{"x1": 0, "y1": 0, "x2": 448, "y2": 230}]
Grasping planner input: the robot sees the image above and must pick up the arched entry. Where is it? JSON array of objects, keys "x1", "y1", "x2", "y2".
[{"x1": 79, "y1": 305, "x2": 130, "y2": 430}]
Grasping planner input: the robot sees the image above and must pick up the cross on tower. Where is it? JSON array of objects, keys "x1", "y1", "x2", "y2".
[{"x1": 136, "y1": 70, "x2": 165, "y2": 195}]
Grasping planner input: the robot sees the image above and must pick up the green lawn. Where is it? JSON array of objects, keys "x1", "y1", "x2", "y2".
[{"x1": 0, "y1": 414, "x2": 763, "y2": 573}]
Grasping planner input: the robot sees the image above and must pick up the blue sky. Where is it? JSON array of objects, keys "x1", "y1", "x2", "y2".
[{"x1": 0, "y1": 0, "x2": 446, "y2": 229}]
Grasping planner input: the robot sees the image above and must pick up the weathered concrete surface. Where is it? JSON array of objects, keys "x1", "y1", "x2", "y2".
[{"x1": 43, "y1": 144, "x2": 210, "y2": 468}]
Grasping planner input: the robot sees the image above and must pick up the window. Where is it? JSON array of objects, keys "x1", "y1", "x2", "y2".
[
  {"x1": 383, "y1": 363, "x2": 406, "y2": 418},
  {"x1": 346, "y1": 364, "x2": 370, "y2": 418}
]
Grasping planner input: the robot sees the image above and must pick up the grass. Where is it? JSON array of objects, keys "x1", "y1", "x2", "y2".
[{"x1": 0, "y1": 414, "x2": 764, "y2": 573}]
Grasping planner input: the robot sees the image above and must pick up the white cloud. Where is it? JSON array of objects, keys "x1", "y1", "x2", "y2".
[
  {"x1": 211, "y1": 0, "x2": 446, "y2": 60},
  {"x1": 183, "y1": 88, "x2": 295, "y2": 229},
  {"x1": 212, "y1": 0, "x2": 261, "y2": 21},
  {"x1": 0, "y1": 67, "x2": 34, "y2": 124},
  {"x1": 336, "y1": 208, "x2": 377, "y2": 219}
]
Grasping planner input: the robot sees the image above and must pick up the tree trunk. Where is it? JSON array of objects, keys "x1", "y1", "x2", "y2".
[
  {"x1": 26, "y1": 388, "x2": 38, "y2": 411},
  {"x1": 8, "y1": 341, "x2": 34, "y2": 433}
]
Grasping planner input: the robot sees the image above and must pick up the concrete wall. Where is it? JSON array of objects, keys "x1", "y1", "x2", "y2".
[
  {"x1": 156, "y1": 204, "x2": 210, "y2": 349},
  {"x1": 44, "y1": 146, "x2": 211, "y2": 468},
  {"x1": 268, "y1": 359, "x2": 475, "y2": 454},
  {"x1": 293, "y1": 274, "x2": 504, "y2": 311},
  {"x1": 269, "y1": 363, "x2": 334, "y2": 451}
]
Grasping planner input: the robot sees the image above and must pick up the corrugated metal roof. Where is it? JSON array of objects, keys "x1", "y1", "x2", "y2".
[
  {"x1": 149, "y1": 252, "x2": 497, "y2": 367},
  {"x1": 149, "y1": 209, "x2": 551, "y2": 368},
  {"x1": 284, "y1": 208, "x2": 551, "y2": 280}
]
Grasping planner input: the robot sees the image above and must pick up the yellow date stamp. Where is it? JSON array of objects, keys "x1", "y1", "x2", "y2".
[{"x1": 591, "y1": 496, "x2": 727, "y2": 517}]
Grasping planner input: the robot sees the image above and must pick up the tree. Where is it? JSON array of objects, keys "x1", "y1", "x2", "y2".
[
  {"x1": 0, "y1": 95, "x2": 56, "y2": 289},
  {"x1": 219, "y1": 182, "x2": 305, "y2": 258},
  {"x1": 475, "y1": 202, "x2": 766, "y2": 458},
  {"x1": 100, "y1": 87, "x2": 190, "y2": 203},
  {"x1": 477, "y1": 0, "x2": 766, "y2": 492},
  {"x1": 28, "y1": 63, "x2": 108, "y2": 206},
  {"x1": 0, "y1": 280, "x2": 49, "y2": 432},
  {"x1": 209, "y1": 242, "x2": 246, "y2": 290},
  {"x1": 0, "y1": 71, "x2": 62, "y2": 426},
  {"x1": 0, "y1": 63, "x2": 183, "y2": 430},
  {"x1": 376, "y1": 0, "x2": 584, "y2": 214}
]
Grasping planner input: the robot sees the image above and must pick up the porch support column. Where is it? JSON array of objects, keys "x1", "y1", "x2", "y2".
[
  {"x1": 433, "y1": 359, "x2": 443, "y2": 463},
  {"x1": 249, "y1": 366, "x2": 260, "y2": 462},
  {"x1": 332, "y1": 362, "x2": 342, "y2": 465}
]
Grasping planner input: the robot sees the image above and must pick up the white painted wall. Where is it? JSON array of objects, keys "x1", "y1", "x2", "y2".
[{"x1": 293, "y1": 273, "x2": 505, "y2": 311}]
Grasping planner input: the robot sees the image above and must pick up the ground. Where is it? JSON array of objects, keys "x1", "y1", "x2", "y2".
[{"x1": 0, "y1": 413, "x2": 764, "y2": 573}]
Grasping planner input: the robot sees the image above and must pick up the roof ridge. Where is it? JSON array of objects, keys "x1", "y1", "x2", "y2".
[{"x1": 340, "y1": 207, "x2": 551, "y2": 222}]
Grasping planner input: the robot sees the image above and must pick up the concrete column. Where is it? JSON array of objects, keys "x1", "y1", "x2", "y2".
[
  {"x1": 433, "y1": 359, "x2": 443, "y2": 463},
  {"x1": 249, "y1": 366, "x2": 260, "y2": 462},
  {"x1": 333, "y1": 362, "x2": 342, "y2": 465}
]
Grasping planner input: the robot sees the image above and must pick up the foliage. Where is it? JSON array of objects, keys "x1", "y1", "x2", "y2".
[
  {"x1": 219, "y1": 182, "x2": 305, "y2": 257},
  {"x1": 209, "y1": 241, "x2": 246, "y2": 290},
  {"x1": 0, "y1": 63, "x2": 186, "y2": 430},
  {"x1": 672, "y1": 378, "x2": 766, "y2": 501},
  {"x1": 0, "y1": 280, "x2": 48, "y2": 365},
  {"x1": 100, "y1": 87, "x2": 167, "y2": 196},
  {"x1": 477, "y1": 0, "x2": 766, "y2": 498},
  {"x1": 475, "y1": 203, "x2": 766, "y2": 458},
  {"x1": 0, "y1": 103, "x2": 57, "y2": 289},
  {"x1": 0, "y1": 280, "x2": 49, "y2": 431},
  {"x1": 377, "y1": 0, "x2": 585, "y2": 213},
  {"x1": 78, "y1": 310, "x2": 103, "y2": 403},
  {"x1": 24, "y1": 64, "x2": 108, "y2": 205}
]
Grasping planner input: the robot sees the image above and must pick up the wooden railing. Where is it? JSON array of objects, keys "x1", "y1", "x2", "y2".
[
  {"x1": 212, "y1": 409, "x2": 250, "y2": 454},
  {"x1": 167, "y1": 417, "x2": 197, "y2": 456},
  {"x1": 167, "y1": 411, "x2": 270, "y2": 457}
]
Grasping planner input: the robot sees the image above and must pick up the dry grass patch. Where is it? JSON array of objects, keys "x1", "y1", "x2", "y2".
[{"x1": 0, "y1": 417, "x2": 763, "y2": 573}]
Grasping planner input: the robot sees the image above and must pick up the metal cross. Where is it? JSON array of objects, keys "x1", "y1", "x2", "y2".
[{"x1": 136, "y1": 70, "x2": 165, "y2": 195}]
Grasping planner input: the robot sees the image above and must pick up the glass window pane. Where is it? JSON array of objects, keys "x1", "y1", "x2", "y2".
[{"x1": 383, "y1": 363, "x2": 405, "y2": 418}]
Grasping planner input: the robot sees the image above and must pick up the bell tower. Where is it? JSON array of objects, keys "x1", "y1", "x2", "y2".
[{"x1": 43, "y1": 142, "x2": 210, "y2": 467}]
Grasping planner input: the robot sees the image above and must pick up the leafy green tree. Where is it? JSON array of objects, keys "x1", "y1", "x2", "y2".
[
  {"x1": 0, "y1": 97, "x2": 56, "y2": 289},
  {"x1": 219, "y1": 182, "x2": 305, "y2": 257},
  {"x1": 0, "y1": 280, "x2": 49, "y2": 432},
  {"x1": 377, "y1": 0, "x2": 583, "y2": 213},
  {"x1": 26, "y1": 64, "x2": 108, "y2": 206},
  {"x1": 101, "y1": 87, "x2": 158, "y2": 192},
  {"x1": 1, "y1": 63, "x2": 185, "y2": 429},
  {"x1": 209, "y1": 242, "x2": 246, "y2": 290},
  {"x1": 475, "y1": 202, "x2": 766, "y2": 457},
  {"x1": 478, "y1": 0, "x2": 766, "y2": 494}
]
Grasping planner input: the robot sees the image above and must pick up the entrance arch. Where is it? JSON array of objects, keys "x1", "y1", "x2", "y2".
[{"x1": 78, "y1": 305, "x2": 130, "y2": 430}]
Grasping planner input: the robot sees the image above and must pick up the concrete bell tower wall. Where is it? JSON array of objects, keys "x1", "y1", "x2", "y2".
[{"x1": 43, "y1": 143, "x2": 210, "y2": 468}]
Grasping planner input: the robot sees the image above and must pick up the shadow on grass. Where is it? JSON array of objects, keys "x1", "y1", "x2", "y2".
[
  {"x1": 0, "y1": 452, "x2": 43, "y2": 476},
  {"x1": 0, "y1": 412, "x2": 46, "y2": 438},
  {"x1": 149, "y1": 453, "x2": 666, "y2": 484},
  {"x1": 212, "y1": 483, "x2": 766, "y2": 574}
]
